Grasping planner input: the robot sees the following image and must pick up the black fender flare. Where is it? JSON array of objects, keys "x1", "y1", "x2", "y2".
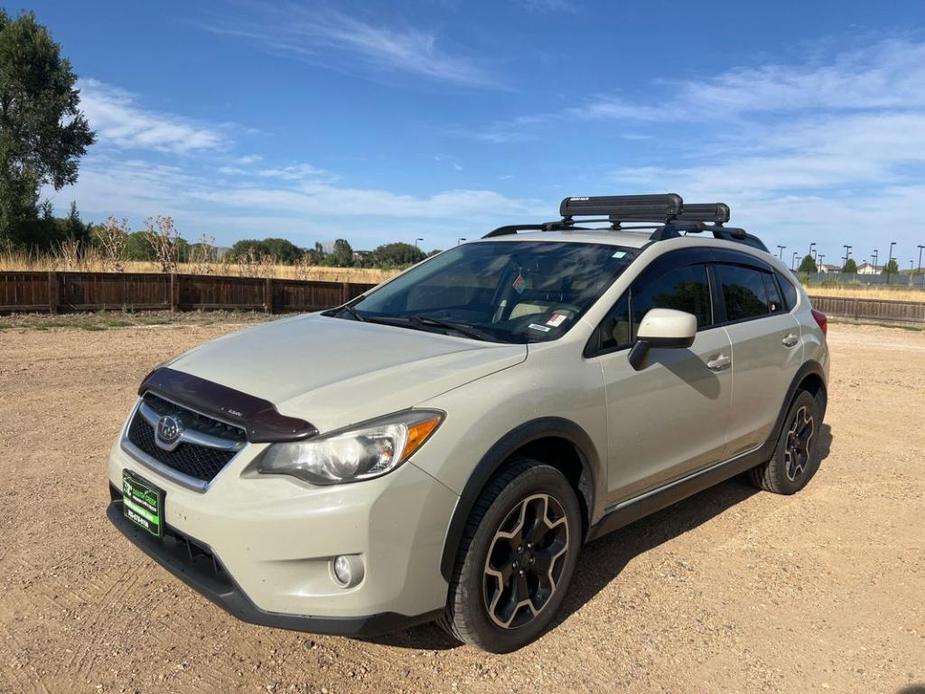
[
  {"x1": 439, "y1": 416, "x2": 602, "y2": 582},
  {"x1": 761, "y1": 359, "x2": 827, "y2": 459}
]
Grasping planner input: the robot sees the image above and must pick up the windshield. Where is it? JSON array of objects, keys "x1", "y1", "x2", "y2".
[{"x1": 331, "y1": 240, "x2": 639, "y2": 343}]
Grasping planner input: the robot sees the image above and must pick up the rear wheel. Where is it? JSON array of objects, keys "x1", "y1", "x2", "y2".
[
  {"x1": 441, "y1": 458, "x2": 582, "y2": 653},
  {"x1": 750, "y1": 390, "x2": 821, "y2": 494}
]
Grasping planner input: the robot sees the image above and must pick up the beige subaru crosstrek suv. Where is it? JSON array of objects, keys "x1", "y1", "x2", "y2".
[{"x1": 106, "y1": 194, "x2": 829, "y2": 652}]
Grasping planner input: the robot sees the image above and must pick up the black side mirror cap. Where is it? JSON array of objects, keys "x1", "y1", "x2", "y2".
[{"x1": 628, "y1": 335, "x2": 695, "y2": 371}]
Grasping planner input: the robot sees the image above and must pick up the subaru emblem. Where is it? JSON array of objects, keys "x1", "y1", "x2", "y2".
[{"x1": 157, "y1": 415, "x2": 183, "y2": 444}]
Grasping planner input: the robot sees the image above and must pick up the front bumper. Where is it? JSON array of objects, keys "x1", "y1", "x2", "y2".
[
  {"x1": 106, "y1": 440, "x2": 459, "y2": 636},
  {"x1": 106, "y1": 487, "x2": 441, "y2": 636}
]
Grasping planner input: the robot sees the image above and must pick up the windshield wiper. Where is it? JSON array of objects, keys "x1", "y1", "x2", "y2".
[
  {"x1": 409, "y1": 315, "x2": 498, "y2": 342},
  {"x1": 336, "y1": 304, "x2": 366, "y2": 322},
  {"x1": 355, "y1": 313, "x2": 502, "y2": 342}
]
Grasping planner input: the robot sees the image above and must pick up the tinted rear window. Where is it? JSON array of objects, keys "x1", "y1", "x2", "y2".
[{"x1": 716, "y1": 264, "x2": 775, "y2": 322}]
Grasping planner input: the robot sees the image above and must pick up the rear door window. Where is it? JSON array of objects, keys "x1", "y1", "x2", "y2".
[{"x1": 716, "y1": 264, "x2": 777, "y2": 322}]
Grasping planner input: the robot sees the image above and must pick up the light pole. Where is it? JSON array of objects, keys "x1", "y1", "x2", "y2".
[
  {"x1": 791, "y1": 251, "x2": 798, "y2": 270},
  {"x1": 809, "y1": 242, "x2": 816, "y2": 260},
  {"x1": 872, "y1": 249, "x2": 879, "y2": 272},
  {"x1": 886, "y1": 241, "x2": 896, "y2": 284},
  {"x1": 918, "y1": 245, "x2": 924, "y2": 288},
  {"x1": 817, "y1": 254, "x2": 825, "y2": 272},
  {"x1": 414, "y1": 237, "x2": 423, "y2": 249},
  {"x1": 777, "y1": 244, "x2": 785, "y2": 260},
  {"x1": 457, "y1": 237, "x2": 466, "y2": 246},
  {"x1": 842, "y1": 244, "x2": 852, "y2": 273}
]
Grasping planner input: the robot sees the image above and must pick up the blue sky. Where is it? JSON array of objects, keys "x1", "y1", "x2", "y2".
[{"x1": 23, "y1": 0, "x2": 925, "y2": 266}]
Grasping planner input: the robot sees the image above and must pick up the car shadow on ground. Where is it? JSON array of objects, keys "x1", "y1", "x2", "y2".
[{"x1": 364, "y1": 424, "x2": 833, "y2": 652}]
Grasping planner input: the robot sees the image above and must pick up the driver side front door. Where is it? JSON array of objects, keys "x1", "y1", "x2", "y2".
[{"x1": 586, "y1": 259, "x2": 733, "y2": 505}]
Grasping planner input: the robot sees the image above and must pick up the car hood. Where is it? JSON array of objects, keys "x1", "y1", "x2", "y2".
[{"x1": 167, "y1": 314, "x2": 527, "y2": 432}]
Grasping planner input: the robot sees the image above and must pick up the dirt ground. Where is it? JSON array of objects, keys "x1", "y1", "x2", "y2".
[{"x1": 0, "y1": 320, "x2": 922, "y2": 693}]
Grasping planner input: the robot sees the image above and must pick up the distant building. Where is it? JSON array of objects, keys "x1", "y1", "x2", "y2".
[
  {"x1": 352, "y1": 250, "x2": 371, "y2": 261},
  {"x1": 818, "y1": 264, "x2": 841, "y2": 274},
  {"x1": 856, "y1": 262, "x2": 878, "y2": 275}
]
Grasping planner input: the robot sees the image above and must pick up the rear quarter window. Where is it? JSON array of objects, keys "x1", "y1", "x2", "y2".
[{"x1": 776, "y1": 271, "x2": 799, "y2": 310}]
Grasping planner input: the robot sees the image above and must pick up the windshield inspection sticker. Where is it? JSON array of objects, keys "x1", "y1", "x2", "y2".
[
  {"x1": 612, "y1": 250, "x2": 627, "y2": 259},
  {"x1": 528, "y1": 323, "x2": 551, "y2": 333},
  {"x1": 546, "y1": 313, "x2": 568, "y2": 327},
  {"x1": 512, "y1": 273, "x2": 526, "y2": 294}
]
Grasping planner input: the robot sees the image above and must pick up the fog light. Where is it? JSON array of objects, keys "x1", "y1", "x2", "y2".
[{"x1": 331, "y1": 555, "x2": 364, "y2": 588}]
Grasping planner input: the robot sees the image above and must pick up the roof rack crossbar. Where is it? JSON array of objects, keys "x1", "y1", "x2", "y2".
[{"x1": 483, "y1": 220, "x2": 601, "y2": 238}]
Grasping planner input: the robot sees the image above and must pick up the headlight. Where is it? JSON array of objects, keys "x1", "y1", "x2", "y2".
[{"x1": 257, "y1": 410, "x2": 443, "y2": 485}]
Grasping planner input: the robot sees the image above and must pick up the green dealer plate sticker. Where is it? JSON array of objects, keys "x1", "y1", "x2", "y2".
[{"x1": 122, "y1": 471, "x2": 164, "y2": 538}]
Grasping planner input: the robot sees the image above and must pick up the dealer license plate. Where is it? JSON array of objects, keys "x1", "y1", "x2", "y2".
[{"x1": 122, "y1": 470, "x2": 164, "y2": 538}]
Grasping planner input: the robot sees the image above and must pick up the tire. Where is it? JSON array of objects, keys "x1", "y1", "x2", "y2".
[
  {"x1": 749, "y1": 390, "x2": 822, "y2": 495},
  {"x1": 440, "y1": 458, "x2": 582, "y2": 653}
]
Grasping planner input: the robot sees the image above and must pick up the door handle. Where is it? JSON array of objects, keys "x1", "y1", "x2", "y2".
[
  {"x1": 782, "y1": 333, "x2": 799, "y2": 348},
  {"x1": 706, "y1": 354, "x2": 731, "y2": 371}
]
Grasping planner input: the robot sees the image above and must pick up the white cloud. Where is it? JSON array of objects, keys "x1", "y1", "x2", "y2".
[
  {"x1": 191, "y1": 179, "x2": 539, "y2": 220},
  {"x1": 515, "y1": 0, "x2": 578, "y2": 13},
  {"x1": 567, "y1": 38, "x2": 925, "y2": 124},
  {"x1": 205, "y1": 4, "x2": 494, "y2": 87},
  {"x1": 674, "y1": 38, "x2": 925, "y2": 114},
  {"x1": 79, "y1": 79, "x2": 226, "y2": 153},
  {"x1": 255, "y1": 163, "x2": 328, "y2": 180},
  {"x1": 49, "y1": 154, "x2": 543, "y2": 247},
  {"x1": 563, "y1": 38, "x2": 925, "y2": 252}
]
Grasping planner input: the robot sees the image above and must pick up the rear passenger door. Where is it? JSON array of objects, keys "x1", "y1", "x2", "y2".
[
  {"x1": 587, "y1": 253, "x2": 733, "y2": 504},
  {"x1": 713, "y1": 258, "x2": 803, "y2": 456}
]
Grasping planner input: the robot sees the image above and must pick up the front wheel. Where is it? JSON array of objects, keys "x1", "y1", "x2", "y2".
[
  {"x1": 750, "y1": 389, "x2": 822, "y2": 494},
  {"x1": 441, "y1": 459, "x2": 582, "y2": 653}
]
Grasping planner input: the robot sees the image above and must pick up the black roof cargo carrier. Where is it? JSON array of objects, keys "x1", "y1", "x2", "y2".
[
  {"x1": 483, "y1": 193, "x2": 768, "y2": 253},
  {"x1": 560, "y1": 194, "x2": 682, "y2": 223},
  {"x1": 675, "y1": 202, "x2": 730, "y2": 225}
]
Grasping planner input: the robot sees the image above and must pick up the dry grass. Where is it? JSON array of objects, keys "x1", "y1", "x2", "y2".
[
  {"x1": 0, "y1": 249, "x2": 398, "y2": 283},
  {"x1": 805, "y1": 284, "x2": 925, "y2": 302}
]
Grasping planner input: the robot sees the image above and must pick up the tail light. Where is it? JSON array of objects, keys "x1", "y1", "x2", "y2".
[{"x1": 811, "y1": 308, "x2": 827, "y2": 336}]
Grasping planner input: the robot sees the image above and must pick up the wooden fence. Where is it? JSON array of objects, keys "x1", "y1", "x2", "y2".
[
  {"x1": 808, "y1": 295, "x2": 925, "y2": 325},
  {"x1": 0, "y1": 271, "x2": 377, "y2": 314},
  {"x1": 1, "y1": 272, "x2": 922, "y2": 324}
]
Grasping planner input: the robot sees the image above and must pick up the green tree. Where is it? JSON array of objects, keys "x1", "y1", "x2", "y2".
[
  {"x1": 125, "y1": 231, "x2": 156, "y2": 260},
  {"x1": 369, "y1": 241, "x2": 425, "y2": 267},
  {"x1": 881, "y1": 259, "x2": 899, "y2": 275},
  {"x1": 228, "y1": 238, "x2": 301, "y2": 264},
  {"x1": 0, "y1": 11, "x2": 94, "y2": 245},
  {"x1": 302, "y1": 243, "x2": 324, "y2": 265},
  {"x1": 797, "y1": 255, "x2": 818, "y2": 273},
  {"x1": 324, "y1": 238, "x2": 354, "y2": 267},
  {"x1": 842, "y1": 258, "x2": 857, "y2": 273},
  {"x1": 11, "y1": 199, "x2": 89, "y2": 250}
]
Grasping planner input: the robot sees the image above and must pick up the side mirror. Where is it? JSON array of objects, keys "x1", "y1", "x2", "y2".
[{"x1": 628, "y1": 308, "x2": 697, "y2": 370}]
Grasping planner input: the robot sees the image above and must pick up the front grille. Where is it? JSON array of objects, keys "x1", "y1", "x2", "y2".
[{"x1": 126, "y1": 393, "x2": 246, "y2": 483}]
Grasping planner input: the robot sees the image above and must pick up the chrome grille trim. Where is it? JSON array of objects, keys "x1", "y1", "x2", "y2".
[
  {"x1": 137, "y1": 400, "x2": 246, "y2": 453},
  {"x1": 120, "y1": 394, "x2": 248, "y2": 493}
]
